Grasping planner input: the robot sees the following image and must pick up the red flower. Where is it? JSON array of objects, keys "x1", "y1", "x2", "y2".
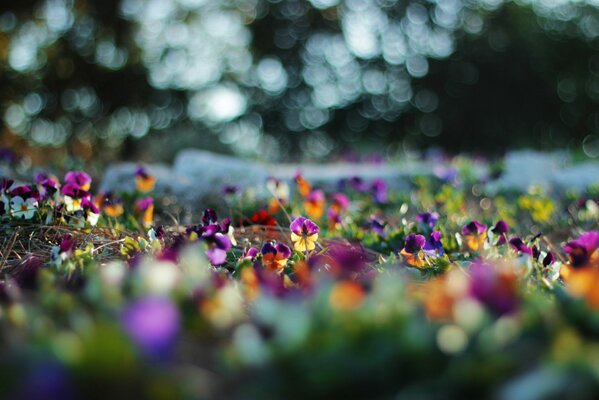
[{"x1": 250, "y1": 210, "x2": 277, "y2": 226}]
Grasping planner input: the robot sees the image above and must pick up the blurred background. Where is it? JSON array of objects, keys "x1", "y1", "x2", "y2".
[{"x1": 1, "y1": 0, "x2": 599, "y2": 164}]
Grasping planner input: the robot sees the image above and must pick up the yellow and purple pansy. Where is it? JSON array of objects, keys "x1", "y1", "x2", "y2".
[
  {"x1": 461, "y1": 220, "x2": 488, "y2": 252},
  {"x1": 290, "y1": 216, "x2": 319, "y2": 252}
]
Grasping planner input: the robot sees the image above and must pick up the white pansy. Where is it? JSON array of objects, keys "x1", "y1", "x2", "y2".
[{"x1": 10, "y1": 196, "x2": 37, "y2": 220}]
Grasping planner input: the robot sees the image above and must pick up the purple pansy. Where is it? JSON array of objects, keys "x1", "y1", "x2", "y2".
[
  {"x1": 223, "y1": 185, "x2": 240, "y2": 195},
  {"x1": 241, "y1": 246, "x2": 258, "y2": 260},
  {"x1": 135, "y1": 197, "x2": 154, "y2": 211},
  {"x1": 424, "y1": 231, "x2": 444, "y2": 256},
  {"x1": 543, "y1": 252, "x2": 555, "y2": 267},
  {"x1": 135, "y1": 165, "x2": 150, "y2": 179},
  {"x1": 261, "y1": 242, "x2": 292, "y2": 259},
  {"x1": 205, "y1": 233, "x2": 232, "y2": 265},
  {"x1": 121, "y1": 297, "x2": 180, "y2": 360},
  {"x1": 331, "y1": 193, "x2": 350, "y2": 210},
  {"x1": 469, "y1": 261, "x2": 519, "y2": 316},
  {"x1": 61, "y1": 183, "x2": 88, "y2": 199},
  {"x1": 290, "y1": 216, "x2": 320, "y2": 237},
  {"x1": 462, "y1": 220, "x2": 487, "y2": 236},
  {"x1": 10, "y1": 185, "x2": 39, "y2": 201},
  {"x1": 370, "y1": 217, "x2": 387, "y2": 236},
  {"x1": 202, "y1": 208, "x2": 218, "y2": 226},
  {"x1": 403, "y1": 233, "x2": 426, "y2": 254},
  {"x1": 38, "y1": 178, "x2": 60, "y2": 199},
  {"x1": 64, "y1": 171, "x2": 91, "y2": 190},
  {"x1": 509, "y1": 237, "x2": 533, "y2": 256},
  {"x1": 370, "y1": 179, "x2": 388, "y2": 204},
  {"x1": 349, "y1": 176, "x2": 367, "y2": 192},
  {"x1": 417, "y1": 212, "x2": 439, "y2": 229},
  {"x1": 563, "y1": 231, "x2": 599, "y2": 267},
  {"x1": 491, "y1": 220, "x2": 509, "y2": 245}
]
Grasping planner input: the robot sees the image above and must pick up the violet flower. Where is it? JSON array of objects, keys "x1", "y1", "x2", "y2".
[
  {"x1": 563, "y1": 231, "x2": 599, "y2": 268},
  {"x1": 202, "y1": 208, "x2": 218, "y2": 226},
  {"x1": 64, "y1": 171, "x2": 91, "y2": 191},
  {"x1": 461, "y1": 220, "x2": 488, "y2": 252},
  {"x1": 543, "y1": 252, "x2": 555, "y2": 267},
  {"x1": 370, "y1": 217, "x2": 387, "y2": 236},
  {"x1": 121, "y1": 297, "x2": 180, "y2": 361},
  {"x1": 205, "y1": 233, "x2": 232, "y2": 265},
  {"x1": 10, "y1": 185, "x2": 39, "y2": 201},
  {"x1": 370, "y1": 179, "x2": 388, "y2": 204},
  {"x1": 260, "y1": 242, "x2": 292, "y2": 273},
  {"x1": 424, "y1": 231, "x2": 445, "y2": 256},
  {"x1": 290, "y1": 217, "x2": 320, "y2": 252},
  {"x1": 417, "y1": 212, "x2": 439, "y2": 229},
  {"x1": 400, "y1": 233, "x2": 428, "y2": 268},
  {"x1": 491, "y1": 220, "x2": 509, "y2": 245},
  {"x1": 469, "y1": 261, "x2": 519, "y2": 316},
  {"x1": 509, "y1": 237, "x2": 533, "y2": 256}
]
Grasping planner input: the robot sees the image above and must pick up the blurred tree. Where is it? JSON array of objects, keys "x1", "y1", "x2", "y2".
[{"x1": 1, "y1": 0, "x2": 599, "y2": 162}]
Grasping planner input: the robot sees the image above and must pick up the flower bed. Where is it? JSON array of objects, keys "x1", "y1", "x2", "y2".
[{"x1": 1, "y1": 161, "x2": 599, "y2": 399}]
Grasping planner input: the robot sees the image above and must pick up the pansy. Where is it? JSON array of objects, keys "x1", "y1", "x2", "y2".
[
  {"x1": 563, "y1": 231, "x2": 599, "y2": 268},
  {"x1": 81, "y1": 197, "x2": 100, "y2": 226},
  {"x1": 461, "y1": 220, "x2": 488, "y2": 252},
  {"x1": 223, "y1": 185, "x2": 240, "y2": 196},
  {"x1": 65, "y1": 211, "x2": 86, "y2": 228},
  {"x1": 370, "y1": 179, "x2": 388, "y2": 204},
  {"x1": 64, "y1": 171, "x2": 92, "y2": 191},
  {"x1": 220, "y1": 217, "x2": 237, "y2": 246},
  {"x1": 417, "y1": 212, "x2": 439, "y2": 230},
  {"x1": 135, "y1": 166, "x2": 156, "y2": 193},
  {"x1": 294, "y1": 173, "x2": 312, "y2": 198},
  {"x1": 196, "y1": 225, "x2": 233, "y2": 266},
  {"x1": 370, "y1": 216, "x2": 387, "y2": 237},
  {"x1": 96, "y1": 192, "x2": 124, "y2": 217},
  {"x1": 202, "y1": 208, "x2": 218, "y2": 226},
  {"x1": 241, "y1": 246, "x2": 258, "y2": 261},
  {"x1": 250, "y1": 210, "x2": 277, "y2": 226},
  {"x1": 51, "y1": 234, "x2": 74, "y2": 266},
  {"x1": 509, "y1": 237, "x2": 533, "y2": 256},
  {"x1": 329, "y1": 281, "x2": 365, "y2": 311},
  {"x1": 62, "y1": 183, "x2": 89, "y2": 212},
  {"x1": 304, "y1": 189, "x2": 325, "y2": 220},
  {"x1": 261, "y1": 242, "x2": 292, "y2": 273},
  {"x1": 331, "y1": 193, "x2": 349, "y2": 213},
  {"x1": 148, "y1": 226, "x2": 165, "y2": 242},
  {"x1": 400, "y1": 233, "x2": 428, "y2": 268},
  {"x1": 37, "y1": 177, "x2": 60, "y2": 200},
  {"x1": 424, "y1": 231, "x2": 445, "y2": 256},
  {"x1": 328, "y1": 207, "x2": 342, "y2": 230},
  {"x1": 348, "y1": 176, "x2": 367, "y2": 192},
  {"x1": 319, "y1": 242, "x2": 373, "y2": 278},
  {"x1": 10, "y1": 185, "x2": 39, "y2": 201},
  {"x1": 290, "y1": 217, "x2": 319, "y2": 252},
  {"x1": 121, "y1": 297, "x2": 180, "y2": 360},
  {"x1": 135, "y1": 197, "x2": 154, "y2": 228},
  {"x1": 10, "y1": 196, "x2": 38, "y2": 220},
  {"x1": 468, "y1": 260, "x2": 520, "y2": 316},
  {"x1": 543, "y1": 251, "x2": 555, "y2": 267},
  {"x1": 491, "y1": 220, "x2": 509, "y2": 245}
]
